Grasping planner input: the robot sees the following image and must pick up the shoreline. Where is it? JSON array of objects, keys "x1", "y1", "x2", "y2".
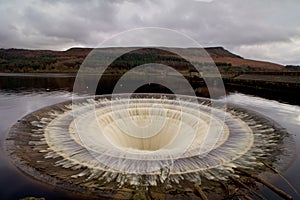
[{"x1": 0, "y1": 72, "x2": 299, "y2": 106}]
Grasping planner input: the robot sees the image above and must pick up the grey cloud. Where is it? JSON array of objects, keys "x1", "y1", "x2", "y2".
[
  {"x1": 0, "y1": 0, "x2": 299, "y2": 64},
  {"x1": 142, "y1": 0, "x2": 300, "y2": 46}
]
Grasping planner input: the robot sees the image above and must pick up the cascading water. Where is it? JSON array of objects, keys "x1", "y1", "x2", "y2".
[{"x1": 5, "y1": 93, "x2": 293, "y2": 198}]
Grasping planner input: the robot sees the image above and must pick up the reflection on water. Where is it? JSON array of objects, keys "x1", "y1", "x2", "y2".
[
  {"x1": 0, "y1": 74, "x2": 299, "y2": 199},
  {"x1": 0, "y1": 73, "x2": 219, "y2": 98},
  {"x1": 0, "y1": 73, "x2": 75, "y2": 92},
  {"x1": 225, "y1": 94, "x2": 300, "y2": 199},
  {"x1": 0, "y1": 91, "x2": 73, "y2": 200}
]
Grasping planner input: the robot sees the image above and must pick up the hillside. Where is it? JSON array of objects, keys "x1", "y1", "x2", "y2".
[{"x1": 0, "y1": 47, "x2": 285, "y2": 73}]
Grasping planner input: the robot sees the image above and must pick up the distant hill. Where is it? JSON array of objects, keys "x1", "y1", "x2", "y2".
[{"x1": 0, "y1": 47, "x2": 285, "y2": 73}]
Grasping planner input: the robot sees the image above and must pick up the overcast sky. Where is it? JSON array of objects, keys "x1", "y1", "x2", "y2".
[{"x1": 0, "y1": 0, "x2": 299, "y2": 65}]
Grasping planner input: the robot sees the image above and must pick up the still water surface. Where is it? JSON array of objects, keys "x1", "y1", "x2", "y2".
[{"x1": 0, "y1": 74, "x2": 299, "y2": 199}]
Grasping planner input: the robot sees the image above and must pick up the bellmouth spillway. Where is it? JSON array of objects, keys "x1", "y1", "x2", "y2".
[{"x1": 5, "y1": 93, "x2": 293, "y2": 197}]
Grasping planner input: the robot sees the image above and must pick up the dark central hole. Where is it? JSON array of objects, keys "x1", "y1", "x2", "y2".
[{"x1": 134, "y1": 83, "x2": 174, "y2": 94}]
